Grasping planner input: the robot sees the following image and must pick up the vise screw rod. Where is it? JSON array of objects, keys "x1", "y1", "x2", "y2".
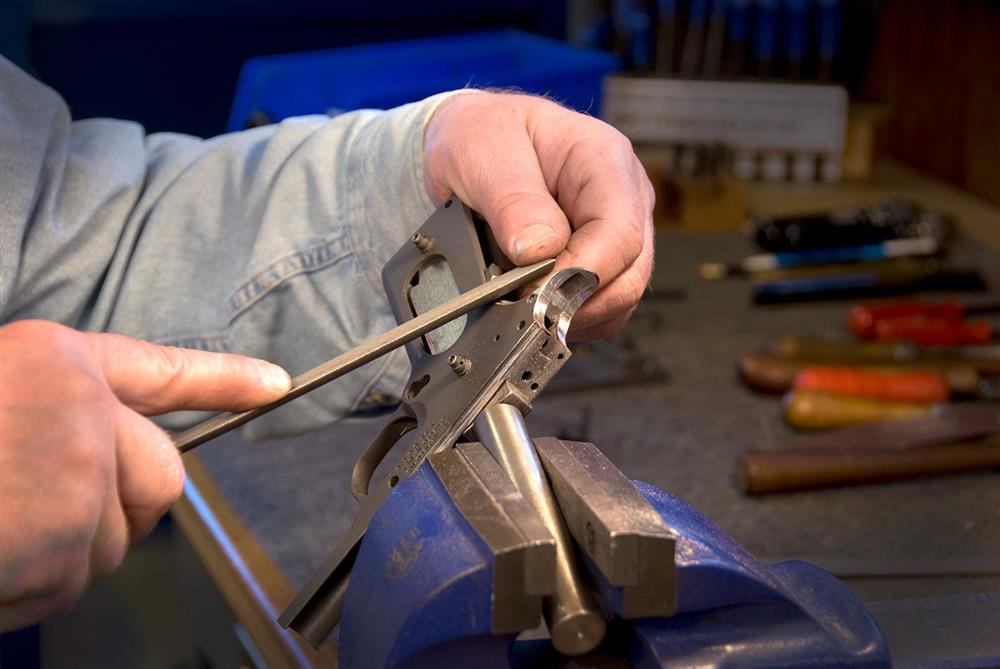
[
  {"x1": 172, "y1": 260, "x2": 554, "y2": 453},
  {"x1": 474, "y1": 402, "x2": 606, "y2": 656}
]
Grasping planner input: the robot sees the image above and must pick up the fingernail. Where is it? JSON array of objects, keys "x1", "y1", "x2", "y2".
[
  {"x1": 512, "y1": 224, "x2": 557, "y2": 261},
  {"x1": 254, "y1": 360, "x2": 291, "y2": 394}
]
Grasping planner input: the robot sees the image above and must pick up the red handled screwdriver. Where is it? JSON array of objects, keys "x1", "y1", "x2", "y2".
[
  {"x1": 793, "y1": 366, "x2": 951, "y2": 404},
  {"x1": 849, "y1": 298, "x2": 1000, "y2": 339},
  {"x1": 871, "y1": 317, "x2": 995, "y2": 347}
]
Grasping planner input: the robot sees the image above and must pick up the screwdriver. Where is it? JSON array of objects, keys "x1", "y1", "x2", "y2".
[
  {"x1": 740, "y1": 352, "x2": 985, "y2": 395},
  {"x1": 738, "y1": 434, "x2": 1000, "y2": 494},
  {"x1": 870, "y1": 316, "x2": 996, "y2": 347},
  {"x1": 792, "y1": 365, "x2": 1000, "y2": 404},
  {"x1": 849, "y1": 298, "x2": 1000, "y2": 337},
  {"x1": 767, "y1": 335, "x2": 1000, "y2": 374},
  {"x1": 783, "y1": 388, "x2": 934, "y2": 430},
  {"x1": 752, "y1": 262, "x2": 987, "y2": 304},
  {"x1": 700, "y1": 237, "x2": 940, "y2": 280}
]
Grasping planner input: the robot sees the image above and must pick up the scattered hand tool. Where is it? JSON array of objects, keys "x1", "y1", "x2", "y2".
[
  {"x1": 738, "y1": 434, "x2": 1000, "y2": 494},
  {"x1": 783, "y1": 388, "x2": 935, "y2": 430},
  {"x1": 869, "y1": 316, "x2": 995, "y2": 346},
  {"x1": 848, "y1": 297, "x2": 1000, "y2": 338},
  {"x1": 767, "y1": 335, "x2": 1000, "y2": 374},
  {"x1": 747, "y1": 200, "x2": 952, "y2": 253},
  {"x1": 786, "y1": 404, "x2": 1000, "y2": 451},
  {"x1": 739, "y1": 352, "x2": 987, "y2": 395},
  {"x1": 791, "y1": 365, "x2": 1000, "y2": 403},
  {"x1": 752, "y1": 260, "x2": 987, "y2": 304},
  {"x1": 738, "y1": 406, "x2": 1000, "y2": 494},
  {"x1": 700, "y1": 236, "x2": 939, "y2": 279}
]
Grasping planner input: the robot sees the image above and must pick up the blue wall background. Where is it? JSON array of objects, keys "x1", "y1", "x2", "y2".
[{"x1": 2, "y1": 0, "x2": 567, "y2": 137}]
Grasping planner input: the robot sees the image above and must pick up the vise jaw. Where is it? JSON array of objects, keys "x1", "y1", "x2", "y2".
[{"x1": 338, "y1": 439, "x2": 889, "y2": 669}]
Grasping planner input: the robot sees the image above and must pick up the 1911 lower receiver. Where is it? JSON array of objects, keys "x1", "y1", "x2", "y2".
[{"x1": 278, "y1": 199, "x2": 600, "y2": 649}]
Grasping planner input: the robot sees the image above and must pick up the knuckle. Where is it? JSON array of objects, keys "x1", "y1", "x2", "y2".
[
  {"x1": 620, "y1": 271, "x2": 648, "y2": 308},
  {"x1": 136, "y1": 344, "x2": 199, "y2": 409},
  {"x1": 148, "y1": 344, "x2": 191, "y2": 386},
  {"x1": 161, "y1": 449, "x2": 187, "y2": 506},
  {"x1": 596, "y1": 121, "x2": 634, "y2": 154},
  {"x1": 1, "y1": 541, "x2": 91, "y2": 612},
  {"x1": 641, "y1": 171, "x2": 656, "y2": 210},
  {"x1": 2, "y1": 318, "x2": 68, "y2": 342},
  {"x1": 54, "y1": 386, "x2": 118, "y2": 476},
  {"x1": 91, "y1": 536, "x2": 127, "y2": 579},
  {"x1": 617, "y1": 235, "x2": 642, "y2": 271},
  {"x1": 58, "y1": 494, "x2": 105, "y2": 544}
]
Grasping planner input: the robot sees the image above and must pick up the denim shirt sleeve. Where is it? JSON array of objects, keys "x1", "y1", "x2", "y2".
[{"x1": 0, "y1": 55, "x2": 461, "y2": 439}]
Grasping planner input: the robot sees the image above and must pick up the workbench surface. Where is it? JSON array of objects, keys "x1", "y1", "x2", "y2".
[{"x1": 173, "y1": 161, "x2": 1000, "y2": 666}]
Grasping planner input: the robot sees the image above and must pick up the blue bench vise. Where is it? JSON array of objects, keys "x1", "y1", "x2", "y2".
[{"x1": 338, "y1": 437, "x2": 890, "y2": 669}]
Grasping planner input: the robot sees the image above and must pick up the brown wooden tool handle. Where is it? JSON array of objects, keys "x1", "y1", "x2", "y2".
[
  {"x1": 740, "y1": 353, "x2": 980, "y2": 395},
  {"x1": 740, "y1": 353, "x2": 807, "y2": 393},
  {"x1": 769, "y1": 335, "x2": 906, "y2": 361},
  {"x1": 737, "y1": 437, "x2": 1000, "y2": 494},
  {"x1": 940, "y1": 365, "x2": 982, "y2": 395},
  {"x1": 768, "y1": 335, "x2": 1000, "y2": 375},
  {"x1": 783, "y1": 389, "x2": 933, "y2": 430}
]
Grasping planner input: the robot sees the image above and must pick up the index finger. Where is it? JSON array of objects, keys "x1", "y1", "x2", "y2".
[{"x1": 89, "y1": 333, "x2": 290, "y2": 416}]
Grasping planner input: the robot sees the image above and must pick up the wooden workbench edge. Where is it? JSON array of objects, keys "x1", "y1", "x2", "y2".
[{"x1": 171, "y1": 454, "x2": 338, "y2": 668}]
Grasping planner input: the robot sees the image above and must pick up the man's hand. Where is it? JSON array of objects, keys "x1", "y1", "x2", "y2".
[
  {"x1": 423, "y1": 92, "x2": 655, "y2": 340},
  {"x1": 0, "y1": 320, "x2": 290, "y2": 631}
]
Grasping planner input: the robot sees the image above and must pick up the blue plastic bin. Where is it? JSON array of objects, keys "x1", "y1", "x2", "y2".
[{"x1": 226, "y1": 30, "x2": 621, "y2": 132}]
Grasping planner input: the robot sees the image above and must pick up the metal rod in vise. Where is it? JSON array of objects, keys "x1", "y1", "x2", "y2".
[
  {"x1": 173, "y1": 259, "x2": 555, "y2": 453},
  {"x1": 474, "y1": 402, "x2": 606, "y2": 656}
]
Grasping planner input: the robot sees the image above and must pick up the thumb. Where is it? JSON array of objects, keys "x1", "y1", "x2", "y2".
[
  {"x1": 485, "y1": 184, "x2": 572, "y2": 266},
  {"x1": 88, "y1": 333, "x2": 290, "y2": 416},
  {"x1": 432, "y1": 116, "x2": 571, "y2": 265},
  {"x1": 476, "y1": 134, "x2": 571, "y2": 264}
]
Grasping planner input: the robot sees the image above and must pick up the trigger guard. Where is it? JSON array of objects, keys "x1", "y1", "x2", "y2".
[{"x1": 351, "y1": 417, "x2": 417, "y2": 500}]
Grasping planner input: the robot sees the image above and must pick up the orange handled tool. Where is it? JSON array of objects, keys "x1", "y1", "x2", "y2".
[
  {"x1": 873, "y1": 317, "x2": 994, "y2": 346},
  {"x1": 739, "y1": 352, "x2": 983, "y2": 395},
  {"x1": 793, "y1": 366, "x2": 950, "y2": 404}
]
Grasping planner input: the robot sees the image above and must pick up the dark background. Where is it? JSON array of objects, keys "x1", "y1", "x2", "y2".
[
  {"x1": 2, "y1": 0, "x2": 566, "y2": 138},
  {"x1": 3, "y1": 1, "x2": 998, "y2": 206}
]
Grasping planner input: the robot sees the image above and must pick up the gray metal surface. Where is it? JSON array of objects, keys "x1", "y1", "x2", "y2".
[
  {"x1": 475, "y1": 404, "x2": 606, "y2": 656},
  {"x1": 867, "y1": 592, "x2": 1000, "y2": 669},
  {"x1": 192, "y1": 230, "x2": 1000, "y2": 633},
  {"x1": 430, "y1": 443, "x2": 556, "y2": 634},
  {"x1": 534, "y1": 438, "x2": 676, "y2": 619}
]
